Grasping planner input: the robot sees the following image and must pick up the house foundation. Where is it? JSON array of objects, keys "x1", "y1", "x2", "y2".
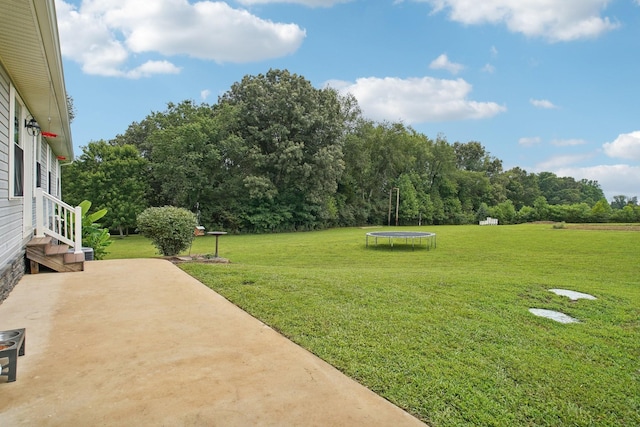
[{"x1": 0, "y1": 250, "x2": 26, "y2": 304}]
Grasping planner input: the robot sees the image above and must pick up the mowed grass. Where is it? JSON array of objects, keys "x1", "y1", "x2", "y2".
[{"x1": 107, "y1": 224, "x2": 640, "y2": 426}]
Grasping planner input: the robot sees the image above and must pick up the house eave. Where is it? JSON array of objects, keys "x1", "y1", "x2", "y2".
[{"x1": 0, "y1": 0, "x2": 73, "y2": 161}]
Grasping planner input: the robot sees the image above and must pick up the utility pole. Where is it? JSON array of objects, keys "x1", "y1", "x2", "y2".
[
  {"x1": 388, "y1": 188, "x2": 392, "y2": 226},
  {"x1": 395, "y1": 187, "x2": 400, "y2": 226},
  {"x1": 388, "y1": 187, "x2": 400, "y2": 226}
]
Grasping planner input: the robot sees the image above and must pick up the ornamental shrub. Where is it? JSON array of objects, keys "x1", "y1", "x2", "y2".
[
  {"x1": 137, "y1": 206, "x2": 197, "y2": 256},
  {"x1": 79, "y1": 200, "x2": 111, "y2": 260}
]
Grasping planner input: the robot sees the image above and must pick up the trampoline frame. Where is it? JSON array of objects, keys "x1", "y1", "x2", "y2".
[{"x1": 365, "y1": 231, "x2": 436, "y2": 250}]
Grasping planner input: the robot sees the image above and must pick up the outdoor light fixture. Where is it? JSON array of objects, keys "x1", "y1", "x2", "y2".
[{"x1": 25, "y1": 117, "x2": 41, "y2": 136}]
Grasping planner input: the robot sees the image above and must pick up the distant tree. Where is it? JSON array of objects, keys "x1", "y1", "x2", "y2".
[
  {"x1": 453, "y1": 140, "x2": 501, "y2": 173},
  {"x1": 502, "y1": 167, "x2": 541, "y2": 210},
  {"x1": 62, "y1": 140, "x2": 149, "y2": 235},
  {"x1": 517, "y1": 205, "x2": 536, "y2": 223},
  {"x1": 591, "y1": 199, "x2": 612, "y2": 223},
  {"x1": 611, "y1": 205, "x2": 639, "y2": 223},
  {"x1": 490, "y1": 200, "x2": 517, "y2": 224},
  {"x1": 564, "y1": 203, "x2": 592, "y2": 223},
  {"x1": 578, "y1": 179, "x2": 605, "y2": 205},
  {"x1": 396, "y1": 173, "x2": 420, "y2": 224},
  {"x1": 112, "y1": 100, "x2": 213, "y2": 159},
  {"x1": 475, "y1": 202, "x2": 490, "y2": 223},
  {"x1": 66, "y1": 94, "x2": 76, "y2": 123},
  {"x1": 147, "y1": 117, "x2": 219, "y2": 209},
  {"x1": 533, "y1": 196, "x2": 550, "y2": 221},
  {"x1": 610, "y1": 195, "x2": 637, "y2": 210},
  {"x1": 455, "y1": 170, "x2": 491, "y2": 215},
  {"x1": 538, "y1": 173, "x2": 604, "y2": 206},
  {"x1": 105, "y1": 69, "x2": 618, "y2": 230},
  {"x1": 112, "y1": 119, "x2": 155, "y2": 157},
  {"x1": 217, "y1": 69, "x2": 349, "y2": 231}
]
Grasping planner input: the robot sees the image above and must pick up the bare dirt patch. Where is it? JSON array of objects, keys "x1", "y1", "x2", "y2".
[
  {"x1": 165, "y1": 255, "x2": 231, "y2": 264},
  {"x1": 566, "y1": 224, "x2": 640, "y2": 231}
]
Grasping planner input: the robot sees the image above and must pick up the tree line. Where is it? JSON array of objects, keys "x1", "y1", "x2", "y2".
[{"x1": 62, "y1": 69, "x2": 640, "y2": 234}]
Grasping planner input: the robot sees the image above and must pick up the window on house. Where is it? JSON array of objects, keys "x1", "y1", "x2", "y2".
[
  {"x1": 13, "y1": 100, "x2": 24, "y2": 197},
  {"x1": 36, "y1": 162, "x2": 42, "y2": 188},
  {"x1": 35, "y1": 138, "x2": 43, "y2": 189}
]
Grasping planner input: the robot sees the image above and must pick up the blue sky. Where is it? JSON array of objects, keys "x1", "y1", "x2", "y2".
[{"x1": 55, "y1": 0, "x2": 640, "y2": 201}]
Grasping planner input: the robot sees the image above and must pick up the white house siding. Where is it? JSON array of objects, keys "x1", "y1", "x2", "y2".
[
  {"x1": 0, "y1": 65, "x2": 28, "y2": 301},
  {"x1": 38, "y1": 138, "x2": 46, "y2": 190},
  {"x1": 51, "y1": 157, "x2": 59, "y2": 197},
  {"x1": 0, "y1": 65, "x2": 8, "y2": 197},
  {"x1": 32, "y1": 137, "x2": 55, "y2": 227}
]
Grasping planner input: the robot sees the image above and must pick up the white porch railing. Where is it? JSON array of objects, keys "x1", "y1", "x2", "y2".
[{"x1": 35, "y1": 187, "x2": 83, "y2": 254}]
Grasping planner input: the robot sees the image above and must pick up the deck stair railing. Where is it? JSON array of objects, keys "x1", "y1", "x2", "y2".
[{"x1": 35, "y1": 187, "x2": 83, "y2": 254}]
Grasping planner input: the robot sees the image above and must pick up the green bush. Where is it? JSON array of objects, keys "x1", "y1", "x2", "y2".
[{"x1": 136, "y1": 206, "x2": 197, "y2": 256}]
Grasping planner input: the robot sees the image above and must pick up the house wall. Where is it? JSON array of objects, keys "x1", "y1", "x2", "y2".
[
  {"x1": 0, "y1": 64, "x2": 27, "y2": 302},
  {"x1": 51, "y1": 157, "x2": 59, "y2": 198}
]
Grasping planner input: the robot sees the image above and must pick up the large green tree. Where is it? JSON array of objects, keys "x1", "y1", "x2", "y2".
[
  {"x1": 100, "y1": 69, "x2": 621, "y2": 230},
  {"x1": 62, "y1": 140, "x2": 149, "y2": 235},
  {"x1": 216, "y1": 69, "x2": 349, "y2": 231}
]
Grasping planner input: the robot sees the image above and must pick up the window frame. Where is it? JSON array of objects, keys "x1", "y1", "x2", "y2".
[{"x1": 8, "y1": 85, "x2": 26, "y2": 199}]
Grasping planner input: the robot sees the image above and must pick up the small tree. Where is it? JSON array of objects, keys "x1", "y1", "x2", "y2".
[
  {"x1": 591, "y1": 198, "x2": 612, "y2": 223},
  {"x1": 79, "y1": 200, "x2": 111, "y2": 260},
  {"x1": 137, "y1": 206, "x2": 197, "y2": 256}
]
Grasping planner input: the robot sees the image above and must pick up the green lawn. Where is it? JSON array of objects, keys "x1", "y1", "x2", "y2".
[{"x1": 106, "y1": 224, "x2": 640, "y2": 426}]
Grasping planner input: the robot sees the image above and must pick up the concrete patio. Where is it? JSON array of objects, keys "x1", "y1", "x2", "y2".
[{"x1": 0, "y1": 258, "x2": 426, "y2": 426}]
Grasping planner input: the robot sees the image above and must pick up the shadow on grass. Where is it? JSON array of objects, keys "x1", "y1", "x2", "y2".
[{"x1": 364, "y1": 244, "x2": 434, "y2": 252}]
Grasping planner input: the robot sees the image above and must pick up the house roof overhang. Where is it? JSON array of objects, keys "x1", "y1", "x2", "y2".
[{"x1": 0, "y1": 0, "x2": 73, "y2": 161}]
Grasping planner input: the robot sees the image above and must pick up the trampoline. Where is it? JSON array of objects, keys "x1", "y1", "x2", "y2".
[{"x1": 365, "y1": 231, "x2": 436, "y2": 250}]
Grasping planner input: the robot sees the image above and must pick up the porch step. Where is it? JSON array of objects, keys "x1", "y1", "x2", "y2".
[
  {"x1": 45, "y1": 243, "x2": 70, "y2": 255},
  {"x1": 26, "y1": 236, "x2": 52, "y2": 247},
  {"x1": 64, "y1": 251, "x2": 85, "y2": 263},
  {"x1": 26, "y1": 237, "x2": 84, "y2": 274}
]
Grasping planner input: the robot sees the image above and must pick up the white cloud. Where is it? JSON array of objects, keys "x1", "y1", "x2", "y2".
[
  {"x1": 533, "y1": 151, "x2": 640, "y2": 200},
  {"x1": 326, "y1": 76, "x2": 505, "y2": 123},
  {"x1": 55, "y1": 0, "x2": 306, "y2": 78},
  {"x1": 429, "y1": 54, "x2": 464, "y2": 74},
  {"x1": 125, "y1": 60, "x2": 181, "y2": 79},
  {"x1": 530, "y1": 98, "x2": 558, "y2": 109},
  {"x1": 518, "y1": 136, "x2": 541, "y2": 147},
  {"x1": 603, "y1": 131, "x2": 640, "y2": 161},
  {"x1": 200, "y1": 89, "x2": 212, "y2": 101},
  {"x1": 481, "y1": 64, "x2": 495, "y2": 73},
  {"x1": 537, "y1": 153, "x2": 594, "y2": 170},
  {"x1": 237, "y1": 0, "x2": 351, "y2": 6},
  {"x1": 554, "y1": 164, "x2": 640, "y2": 200},
  {"x1": 551, "y1": 138, "x2": 586, "y2": 147},
  {"x1": 55, "y1": 0, "x2": 130, "y2": 77},
  {"x1": 490, "y1": 45, "x2": 498, "y2": 57},
  {"x1": 420, "y1": 0, "x2": 619, "y2": 42}
]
